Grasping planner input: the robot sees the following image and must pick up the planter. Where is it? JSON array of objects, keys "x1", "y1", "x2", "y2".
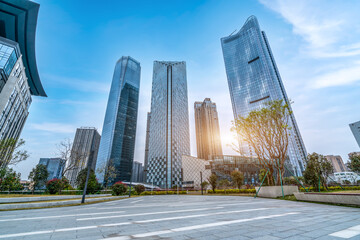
[
  {"x1": 294, "y1": 192, "x2": 360, "y2": 206},
  {"x1": 255, "y1": 186, "x2": 299, "y2": 198}
]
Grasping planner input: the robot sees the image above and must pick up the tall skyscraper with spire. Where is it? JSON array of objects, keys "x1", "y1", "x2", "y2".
[
  {"x1": 194, "y1": 98, "x2": 223, "y2": 160},
  {"x1": 96, "y1": 56, "x2": 140, "y2": 185},
  {"x1": 221, "y1": 16, "x2": 307, "y2": 176},
  {"x1": 147, "y1": 61, "x2": 190, "y2": 188}
]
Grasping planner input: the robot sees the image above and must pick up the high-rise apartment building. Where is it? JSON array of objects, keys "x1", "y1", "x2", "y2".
[
  {"x1": 96, "y1": 57, "x2": 140, "y2": 185},
  {"x1": 349, "y1": 121, "x2": 360, "y2": 148},
  {"x1": 325, "y1": 155, "x2": 347, "y2": 173},
  {"x1": 0, "y1": 0, "x2": 46, "y2": 168},
  {"x1": 39, "y1": 158, "x2": 65, "y2": 181},
  {"x1": 65, "y1": 127, "x2": 101, "y2": 187},
  {"x1": 194, "y1": 98, "x2": 223, "y2": 160},
  {"x1": 147, "y1": 61, "x2": 190, "y2": 188},
  {"x1": 221, "y1": 16, "x2": 307, "y2": 176},
  {"x1": 143, "y1": 112, "x2": 151, "y2": 182}
]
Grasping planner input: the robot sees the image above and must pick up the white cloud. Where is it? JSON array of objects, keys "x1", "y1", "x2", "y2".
[
  {"x1": 29, "y1": 123, "x2": 76, "y2": 134},
  {"x1": 259, "y1": 0, "x2": 360, "y2": 58}
]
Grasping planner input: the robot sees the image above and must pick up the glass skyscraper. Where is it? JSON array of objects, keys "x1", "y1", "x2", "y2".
[
  {"x1": 221, "y1": 16, "x2": 307, "y2": 176},
  {"x1": 96, "y1": 56, "x2": 140, "y2": 185},
  {"x1": 147, "y1": 61, "x2": 190, "y2": 188}
]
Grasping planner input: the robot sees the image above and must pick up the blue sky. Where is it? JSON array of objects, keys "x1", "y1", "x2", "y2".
[{"x1": 14, "y1": 0, "x2": 360, "y2": 179}]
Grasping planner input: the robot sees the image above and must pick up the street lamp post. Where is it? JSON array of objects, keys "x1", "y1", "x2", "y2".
[
  {"x1": 81, "y1": 153, "x2": 93, "y2": 204},
  {"x1": 200, "y1": 171, "x2": 203, "y2": 195}
]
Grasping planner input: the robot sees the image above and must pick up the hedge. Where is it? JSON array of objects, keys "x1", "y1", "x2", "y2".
[
  {"x1": 207, "y1": 189, "x2": 256, "y2": 194},
  {"x1": 140, "y1": 191, "x2": 187, "y2": 195},
  {"x1": 300, "y1": 186, "x2": 360, "y2": 192}
]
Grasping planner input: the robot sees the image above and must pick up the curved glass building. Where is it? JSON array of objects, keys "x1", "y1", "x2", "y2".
[
  {"x1": 221, "y1": 16, "x2": 307, "y2": 176},
  {"x1": 96, "y1": 56, "x2": 140, "y2": 185}
]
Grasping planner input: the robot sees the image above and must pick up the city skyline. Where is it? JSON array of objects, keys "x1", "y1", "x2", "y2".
[{"x1": 12, "y1": 0, "x2": 360, "y2": 178}]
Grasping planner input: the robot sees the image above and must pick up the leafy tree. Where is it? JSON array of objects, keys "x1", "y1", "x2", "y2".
[
  {"x1": 232, "y1": 100, "x2": 293, "y2": 186},
  {"x1": 208, "y1": 174, "x2": 218, "y2": 191},
  {"x1": 134, "y1": 184, "x2": 145, "y2": 194},
  {"x1": 28, "y1": 164, "x2": 49, "y2": 192},
  {"x1": 284, "y1": 177, "x2": 297, "y2": 185},
  {"x1": 201, "y1": 181, "x2": 209, "y2": 190},
  {"x1": 258, "y1": 169, "x2": 270, "y2": 186},
  {"x1": 347, "y1": 153, "x2": 360, "y2": 173},
  {"x1": 0, "y1": 168, "x2": 23, "y2": 191},
  {"x1": 75, "y1": 168, "x2": 101, "y2": 194},
  {"x1": 0, "y1": 138, "x2": 29, "y2": 169},
  {"x1": 46, "y1": 179, "x2": 62, "y2": 194},
  {"x1": 219, "y1": 179, "x2": 230, "y2": 191},
  {"x1": 231, "y1": 170, "x2": 244, "y2": 189},
  {"x1": 112, "y1": 181, "x2": 127, "y2": 195},
  {"x1": 303, "y1": 153, "x2": 333, "y2": 190},
  {"x1": 96, "y1": 159, "x2": 117, "y2": 188}
]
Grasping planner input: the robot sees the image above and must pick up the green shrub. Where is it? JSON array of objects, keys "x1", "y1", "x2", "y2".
[
  {"x1": 207, "y1": 189, "x2": 256, "y2": 194},
  {"x1": 134, "y1": 184, "x2": 145, "y2": 194},
  {"x1": 140, "y1": 190, "x2": 187, "y2": 195},
  {"x1": 112, "y1": 182, "x2": 128, "y2": 196}
]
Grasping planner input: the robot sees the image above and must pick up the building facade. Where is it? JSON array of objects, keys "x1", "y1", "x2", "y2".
[
  {"x1": 349, "y1": 121, "x2": 360, "y2": 148},
  {"x1": 131, "y1": 161, "x2": 144, "y2": 183},
  {"x1": 194, "y1": 98, "x2": 223, "y2": 160},
  {"x1": 0, "y1": 38, "x2": 32, "y2": 168},
  {"x1": 65, "y1": 127, "x2": 101, "y2": 187},
  {"x1": 143, "y1": 112, "x2": 151, "y2": 182},
  {"x1": 147, "y1": 61, "x2": 190, "y2": 188},
  {"x1": 221, "y1": 16, "x2": 307, "y2": 176},
  {"x1": 96, "y1": 56, "x2": 140, "y2": 185},
  {"x1": 182, "y1": 155, "x2": 212, "y2": 190},
  {"x1": 39, "y1": 158, "x2": 65, "y2": 181},
  {"x1": 325, "y1": 155, "x2": 348, "y2": 173}
]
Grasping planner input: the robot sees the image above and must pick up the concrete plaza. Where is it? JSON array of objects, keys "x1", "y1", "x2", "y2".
[{"x1": 0, "y1": 195, "x2": 359, "y2": 240}]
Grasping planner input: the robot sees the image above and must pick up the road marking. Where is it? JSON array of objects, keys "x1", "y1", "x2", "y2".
[
  {"x1": 0, "y1": 210, "x2": 125, "y2": 222},
  {"x1": 0, "y1": 207, "x2": 271, "y2": 239},
  {"x1": 329, "y1": 225, "x2": 360, "y2": 239},
  {"x1": 100, "y1": 212, "x2": 299, "y2": 239},
  {"x1": 77, "y1": 207, "x2": 223, "y2": 221},
  {"x1": 130, "y1": 199, "x2": 143, "y2": 204}
]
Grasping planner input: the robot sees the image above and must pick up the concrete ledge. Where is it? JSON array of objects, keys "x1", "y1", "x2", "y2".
[
  {"x1": 255, "y1": 186, "x2": 299, "y2": 198},
  {"x1": 0, "y1": 196, "x2": 126, "y2": 210},
  {"x1": 0, "y1": 194, "x2": 111, "y2": 203},
  {"x1": 294, "y1": 192, "x2": 360, "y2": 206}
]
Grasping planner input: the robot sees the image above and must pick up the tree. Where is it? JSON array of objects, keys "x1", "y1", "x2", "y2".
[
  {"x1": 46, "y1": 178, "x2": 71, "y2": 194},
  {"x1": 75, "y1": 168, "x2": 101, "y2": 194},
  {"x1": 232, "y1": 100, "x2": 293, "y2": 186},
  {"x1": 231, "y1": 170, "x2": 244, "y2": 189},
  {"x1": 0, "y1": 168, "x2": 23, "y2": 191},
  {"x1": 134, "y1": 184, "x2": 145, "y2": 194},
  {"x1": 219, "y1": 179, "x2": 230, "y2": 191},
  {"x1": 28, "y1": 164, "x2": 49, "y2": 192},
  {"x1": 96, "y1": 159, "x2": 117, "y2": 188},
  {"x1": 347, "y1": 153, "x2": 360, "y2": 173},
  {"x1": 303, "y1": 153, "x2": 333, "y2": 190},
  {"x1": 0, "y1": 138, "x2": 29, "y2": 169},
  {"x1": 208, "y1": 174, "x2": 218, "y2": 191},
  {"x1": 201, "y1": 181, "x2": 209, "y2": 190},
  {"x1": 112, "y1": 181, "x2": 128, "y2": 196},
  {"x1": 258, "y1": 169, "x2": 270, "y2": 186}
]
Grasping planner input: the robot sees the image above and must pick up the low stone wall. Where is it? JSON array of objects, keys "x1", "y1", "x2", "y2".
[
  {"x1": 255, "y1": 186, "x2": 299, "y2": 198},
  {"x1": 0, "y1": 194, "x2": 111, "y2": 203},
  {"x1": 0, "y1": 196, "x2": 126, "y2": 210},
  {"x1": 294, "y1": 192, "x2": 360, "y2": 206}
]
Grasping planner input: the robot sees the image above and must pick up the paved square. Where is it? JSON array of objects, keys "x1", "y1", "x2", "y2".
[{"x1": 0, "y1": 195, "x2": 359, "y2": 239}]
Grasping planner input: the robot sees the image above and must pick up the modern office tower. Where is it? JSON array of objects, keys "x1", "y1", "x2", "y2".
[
  {"x1": 39, "y1": 158, "x2": 65, "y2": 181},
  {"x1": 131, "y1": 161, "x2": 144, "y2": 183},
  {"x1": 349, "y1": 121, "x2": 360, "y2": 148},
  {"x1": 65, "y1": 127, "x2": 101, "y2": 187},
  {"x1": 147, "y1": 61, "x2": 190, "y2": 188},
  {"x1": 0, "y1": 0, "x2": 46, "y2": 168},
  {"x1": 143, "y1": 112, "x2": 151, "y2": 182},
  {"x1": 96, "y1": 57, "x2": 140, "y2": 186},
  {"x1": 194, "y1": 98, "x2": 223, "y2": 160},
  {"x1": 325, "y1": 155, "x2": 348, "y2": 173},
  {"x1": 221, "y1": 16, "x2": 307, "y2": 176}
]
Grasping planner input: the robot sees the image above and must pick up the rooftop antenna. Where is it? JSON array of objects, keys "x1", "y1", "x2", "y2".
[{"x1": 229, "y1": 29, "x2": 237, "y2": 36}]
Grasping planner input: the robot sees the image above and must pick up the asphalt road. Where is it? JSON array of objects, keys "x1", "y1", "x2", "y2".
[{"x1": 0, "y1": 195, "x2": 359, "y2": 240}]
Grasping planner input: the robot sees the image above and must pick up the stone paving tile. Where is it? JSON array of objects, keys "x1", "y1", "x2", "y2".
[
  {"x1": 252, "y1": 235, "x2": 281, "y2": 240},
  {"x1": 271, "y1": 229, "x2": 303, "y2": 238},
  {"x1": 300, "y1": 229, "x2": 333, "y2": 238}
]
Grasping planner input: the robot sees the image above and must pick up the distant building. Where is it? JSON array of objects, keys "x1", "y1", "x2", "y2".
[
  {"x1": 96, "y1": 56, "x2": 141, "y2": 185},
  {"x1": 39, "y1": 158, "x2": 65, "y2": 181},
  {"x1": 131, "y1": 161, "x2": 144, "y2": 183},
  {"x1": 221, "y1": 16, "x2": 307, "y2": 176},
  {"x1": 143, "y1": 112, "x2": 151, "y2": 182},
  {"x1": 147, "y1": 61, "x2": 190, "y2": 188},
  {"x1": 349, "y1": 121, "x2": 360, "y2": 148},
  {"x1": 182, "y1": 155, "x2": 212, "y2": 190},
  {"x1": 194, "y1": 98, "x2": 223, "y2": 160},
  {"x1": 325, "y1": 155, "x2": 348, "y2": 173},
  {"x1": 332, "y1": 172, "x2": 360, "y2": 184},
  {"x1": 65, "y1": 127, "x2": 101, "y2": 187}
]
